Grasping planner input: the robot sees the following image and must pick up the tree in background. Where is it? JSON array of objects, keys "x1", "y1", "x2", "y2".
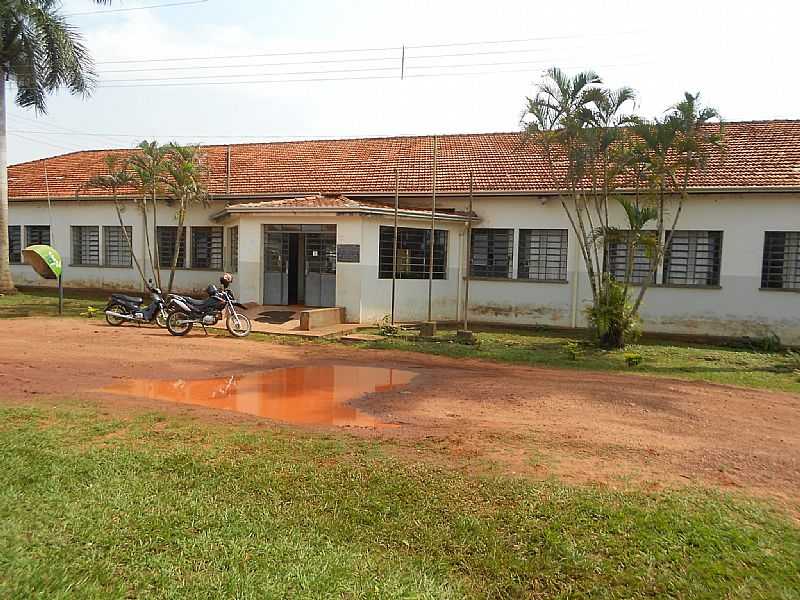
[
  {"x1": 162, "y1": 143, "x2": 209, "y2": 295},
  {"x1": 522, "y1": 69, "x2": 723, "y2": 348},
  {"x1": 79, "y1": 142, "x2": 208, "y2": 294},
  {"x1": 80, "y1": 155, "x2": 148, "y2": 285},
  {"x1": 0, "y1": 0, "x2": 111, "y2": 294},
  {"x1": 128, "y1": 141, "x2": 169, "y2": 289}
]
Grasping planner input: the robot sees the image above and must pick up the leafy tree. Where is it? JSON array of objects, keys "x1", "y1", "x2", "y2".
[
  {"x1": 0, "y1": 0, "x2": 112, "y2": 294},
  {"x1": 522, "y1": 69, "x2": 723, "y2": 348}
]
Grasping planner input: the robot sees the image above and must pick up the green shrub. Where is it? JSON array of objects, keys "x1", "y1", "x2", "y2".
[
  {"x1": 562, "y1": 341, "x2": 583, "y2": 361},
  {"x1": 376, "y1": 315, "x2": 401, "y2": 336},
  {"x1": 624, "y1": 352, "x2": 643, "y2": 367},
  {"x1": 585, "y1": 275, "x2": 640, "y2": 349}
]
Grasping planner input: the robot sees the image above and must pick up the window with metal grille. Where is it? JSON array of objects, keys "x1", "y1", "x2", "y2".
[
  {"x1": 470, "y1": 228, "x2": 513, "y2": 278},
  {"x1": 605, "y1": 232, "x2": 657, "y2": 284},
  {"x1": 662, "y1": 231, "x2": 722, "y2": 286},
  {"x1": 518, "y1": 229, "x2": 568, "y2": 281},
  {"x1": 26, "y1": 225, "x2": 50, "y2": 247},
  {"x1": 156, "y1": 226, "x2": 186, "y2": 269},
  {"x1": 228, "y1": 226, "x2": 239, "y2": 273},
  {"x1": 103, "y1": 226, "x2": 133, "y2": 267},
  {"x1": 191, "y1": 227, "x2": 223, "y2": 269},
  {"x1": 378, "y1": 226, "x2": 448, "y2": 279},
  {"x1": 761, "y1": 231, "x2": 800, "y2": 290},
  {"x1": 71, "y1": 226, "x2": 100, "y2": 266},
  {"x1": 8, "y1": 226, "x2": 21, "y2": 264}
]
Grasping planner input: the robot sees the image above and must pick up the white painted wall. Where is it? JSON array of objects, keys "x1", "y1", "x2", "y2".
[
  {"x1": 437, "y1": 193, "x2": 800, "y2": 344},
  {"x1": 9, "y1": 192, "x2": 800, "y2": 343},
  {"x1": 9, "y1": 199, "x2": 231, "y2": 293}
]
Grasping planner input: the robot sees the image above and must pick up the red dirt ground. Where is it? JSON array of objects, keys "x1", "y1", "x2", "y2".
[{"x1": 2, "y1": 318, "x2": 799, "y2": 507}]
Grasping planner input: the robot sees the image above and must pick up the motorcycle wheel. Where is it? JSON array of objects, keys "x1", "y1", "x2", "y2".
[
  {"x1": 105, "y1": 303, "x2": 128, "y2": 326},
  {"x1": 155, "y1": 309, "x2": 168, "y2": 328},
  {"x1": 166, "y1": 311, "x2": 193, "y2": 336},
  {"x1": 226, "y1": 312, "x2": 252, "y2": 338}
]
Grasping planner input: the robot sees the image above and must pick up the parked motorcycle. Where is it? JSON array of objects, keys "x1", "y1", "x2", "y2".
[
  {"x1": 104, "y1": 281, "x2": 168, "y2": 328},
  {"x1": 166, "y1": 279, "x2": 252, "y2": 338}
]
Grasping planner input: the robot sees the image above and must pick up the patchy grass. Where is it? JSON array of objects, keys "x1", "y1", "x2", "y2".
[
  {"x1": 0, "y1": 289, "x2": 107, "y2": 319},
  {"x1": 3, "y1": 290, "x2": 799, "y2": 395},
  {"x1": 0, "y1": 405, "x2": 798, "y2": 599},
  {"x1": 357, "y1": 327, "x2": 800, "y2": 395}
]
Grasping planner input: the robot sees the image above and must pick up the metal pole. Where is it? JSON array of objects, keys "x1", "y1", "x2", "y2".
[
  {"x1": 427, "y1": 136, "x2": 437, "y2": 322},
  {"x1": 391, "y1": 167, "x2": 399, "y2": 324},
  {"x1": 57, "y1": 274, "x2": 63, "y2": 316},
  {"x1": 464, "y1": 171, "x2": 473, "y2": 331}
]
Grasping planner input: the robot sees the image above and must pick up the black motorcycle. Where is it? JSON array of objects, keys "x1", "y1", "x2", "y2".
[
  {"x1": 166, "y1": 283, "x2": 252, "y2": 338},
  {"x1": 104, "y1": 281, "x2": 168, "y2": 328}
]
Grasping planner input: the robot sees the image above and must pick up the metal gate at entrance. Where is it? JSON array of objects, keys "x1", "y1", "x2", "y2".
[{"x1": 263, "y1": 224, "x2": 336, "y2": 307}]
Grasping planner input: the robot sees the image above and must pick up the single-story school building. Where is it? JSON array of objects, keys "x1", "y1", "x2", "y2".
[{"x1": 7, "y1": 120, "x2": 800, "y2": 343}]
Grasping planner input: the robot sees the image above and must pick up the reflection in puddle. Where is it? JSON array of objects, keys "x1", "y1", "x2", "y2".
[{"x1": 100, "y1": 365, "x2": 416, "y2": 428}]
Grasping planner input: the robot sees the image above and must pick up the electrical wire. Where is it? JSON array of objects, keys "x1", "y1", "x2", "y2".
[{"x1": 64, "y1": 0, "x2": 209, "y2": 17}]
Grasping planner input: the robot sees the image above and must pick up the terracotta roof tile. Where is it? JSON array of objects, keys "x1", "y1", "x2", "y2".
[{"x1": 9, "y1": 120, "x2": 800, "y2": 201}]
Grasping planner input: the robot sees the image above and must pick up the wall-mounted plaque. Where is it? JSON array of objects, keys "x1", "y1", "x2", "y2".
[{"x1": 336, "y1": 244, "x2": 360, "y2": 263}]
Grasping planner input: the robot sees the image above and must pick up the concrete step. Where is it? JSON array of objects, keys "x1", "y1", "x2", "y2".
[{"x1": 299, "y1": 306, "x2": 345, "y2": 331}]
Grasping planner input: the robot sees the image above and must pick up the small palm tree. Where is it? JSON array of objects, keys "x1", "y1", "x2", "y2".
[
  {"x1": 162, "y1": 143, "x2": 208, "y2": 295},
  {"x1": 0, "y1": 0, "x2": 112, "y2": 293},
  {"x1": 128, "y1": 140, "x2": 169, "y2": 289},
  {"x1": 80, "y1": 155, "x2": 149, "y2": 285}
]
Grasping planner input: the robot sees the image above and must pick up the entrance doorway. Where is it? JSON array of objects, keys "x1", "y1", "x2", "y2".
[{"x1": 263, "y1": 225, "x2": 336, "y2": 307}]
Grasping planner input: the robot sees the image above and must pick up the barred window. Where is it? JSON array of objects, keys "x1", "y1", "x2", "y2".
[
  {"x1": 663, "y1": 231, "x2": 722, "y2": 286},
  {"x1": 103, "y1": 226, "x2": 133, "y2": 267},
  {"x1": 378, "y1": 226, "x2": 448, "y2": 279},
  {"x1": 761, "y1": 232, "x2": 800, "y2": 290},
  {"x1": 191, "y1": 227, "x2": 223, "y2": 270},
  {"x1": 228, "y1": 226, "x2": 239, "y2": 273},
  {"x1": 26, "y1": 225, "x2": 50, "y2": 246},
  {"x1": 8, "y1": 226, "x2": 21, "y2": 264},
  {"x1": 156, "y1": 226, "x2": 186, "y2": 269},
  {"x1": 470, "y1": 228, "x2": 513, "y2": 278},
  {"x1": 71, "y1": 226, "x2": 100, "y2": 266},
  {"x1": 605, "y1": 232, "x2": 657, "y2": 284},
  {"x1": 518, "y1": 229, "x2": 568, "y2": 281}
]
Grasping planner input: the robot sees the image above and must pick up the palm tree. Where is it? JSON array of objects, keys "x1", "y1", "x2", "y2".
[
  {"x1": 0, "y1": 0, "x2": 111, "y2": 294},
  {"x1": 80, "y1": 155, "x2": 149, "y2": 285},
  {"x1": 162, "y1": 143, "x2": 208, "y2": 294}
]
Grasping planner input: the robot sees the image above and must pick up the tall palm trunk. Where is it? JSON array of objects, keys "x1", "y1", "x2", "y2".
[{"x1": 0, "y1": 69, "x2": 17, "y2": 294}]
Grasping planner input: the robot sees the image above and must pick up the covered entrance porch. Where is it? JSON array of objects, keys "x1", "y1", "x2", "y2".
[{"x1": 262, "y1": 224, "x2": 336, "y2": 307}]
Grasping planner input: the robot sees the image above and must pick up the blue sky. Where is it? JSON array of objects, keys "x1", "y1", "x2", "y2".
[{"x1": 7, "y1": 0, "x2": 798, "y2": 163}]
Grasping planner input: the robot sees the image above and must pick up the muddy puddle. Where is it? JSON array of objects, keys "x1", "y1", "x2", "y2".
[{"x1": 99, "y1": 365, "x2": 416, "y2": 427}]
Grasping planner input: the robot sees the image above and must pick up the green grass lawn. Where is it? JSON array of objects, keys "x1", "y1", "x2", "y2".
[
  {"x1": 1, "y1": 405, "x2": 798, "y2": 599},
  {"x1": 355, "y1": 327, "x2": 800, "y2": 395},
  {"x1": 0, "y1": 289, "x2": 107, "y2": 319}
]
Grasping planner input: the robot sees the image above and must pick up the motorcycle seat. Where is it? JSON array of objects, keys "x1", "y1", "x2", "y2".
[
  {"x1": 182, "y1": 296, "x2": 210, "y2": 307},
  {"x1": 111, "y1": 293, "x2": 143, "y2": 304}
]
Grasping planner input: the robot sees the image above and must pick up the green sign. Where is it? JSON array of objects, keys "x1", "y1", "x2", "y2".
[{"x1": 22, "y1": 245, "x2": 62, "y2": 279}]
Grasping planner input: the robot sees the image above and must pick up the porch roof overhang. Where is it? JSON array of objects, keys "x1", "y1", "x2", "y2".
[{"x1": 210, "y1": 194, "x2": 476, "y2": 223}]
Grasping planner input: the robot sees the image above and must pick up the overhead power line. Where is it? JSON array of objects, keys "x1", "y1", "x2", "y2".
[
  {"x1": 91, "y1": 31, "x2": 641, "y2": 65},
  {"x1": 91, "y1": 58, "x2": 652, "y2": 88},
  {"x1": 65, "y1": 0, "x2": 209, "y2": 17}
]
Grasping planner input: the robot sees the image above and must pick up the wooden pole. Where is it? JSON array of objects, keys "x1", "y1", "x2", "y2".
[
  {"x1": 464, "y1": 171, "x2": 473, "y2": 331},
  {"x1": 427, "y1": 136, "x2": 437, "y2": 322},
  {"x1": 391, "y1": 167, "x2": 399, "y2": 324}
]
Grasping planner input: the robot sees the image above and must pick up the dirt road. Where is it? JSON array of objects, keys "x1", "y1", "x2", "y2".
[{"x1": 2, "y1": 318, "x2": 799, "y2": 504}]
